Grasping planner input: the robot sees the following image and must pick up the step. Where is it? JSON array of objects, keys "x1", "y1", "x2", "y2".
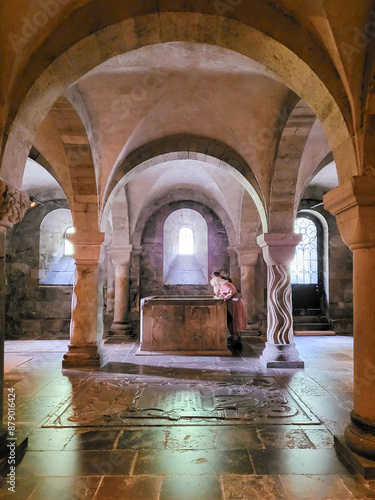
[
  {"x1": 294, "y1": 330, "x2": 336, "y2": 336},
  {"x1": 293, "y1": 315, "x2": 330, "y2": 324},
  {"x1": 294, "y1": 322, "x2": 331, "y2": 331}
]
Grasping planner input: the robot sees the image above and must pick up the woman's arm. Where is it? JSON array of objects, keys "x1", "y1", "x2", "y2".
[{"x1": 219, "y1": 282, "x2": 235, "y2": 299}]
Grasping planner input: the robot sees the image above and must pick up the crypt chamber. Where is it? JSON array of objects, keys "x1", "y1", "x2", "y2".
[{"x1": 2, "y1": 1, "x2": 375, "y2": 494}]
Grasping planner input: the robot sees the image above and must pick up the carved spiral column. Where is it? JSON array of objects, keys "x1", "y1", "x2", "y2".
[
  {"x1": 237, "y1": 245, "x2": 261, "y2": 328},
  {"x1": 108, "y1": 245, "x2": 133, "y2": 341},
  {"x1": 62, "y1": 230, "x2": 107, "y2": 369},
  {"x1": 0, "y1": 181, "x2": 29, "y2": 468},
  {"x1": 324, "y1": 176, "x2": 375, "y2": 470},
  {"x1": 257, "y1": 233, "x2": 304, "y2": 368}
]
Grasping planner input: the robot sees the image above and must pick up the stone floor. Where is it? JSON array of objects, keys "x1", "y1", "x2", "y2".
[{"x1": 1, "y1": 335, "x2": 375, "y2": 499}]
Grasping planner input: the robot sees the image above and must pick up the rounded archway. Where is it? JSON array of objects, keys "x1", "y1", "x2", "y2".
[
  {"x1": 1, "y1": 12, "x2": 356, "y2": 200},
  {"x1": 163, "y1": 209, "x2": 208, "y2": 285}
]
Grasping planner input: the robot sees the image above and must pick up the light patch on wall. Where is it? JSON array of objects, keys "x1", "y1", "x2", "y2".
[
  {"x1": 179, "y1": 227, "x2": 194, "y2": 255},
  {"x1": 64, "y1": 226, "x2": 75, "y2": 256}
]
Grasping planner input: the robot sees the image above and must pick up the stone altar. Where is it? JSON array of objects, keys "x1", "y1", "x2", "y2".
[{"x1": 139, "y1": 296, "x2": 229, "y2": 355}]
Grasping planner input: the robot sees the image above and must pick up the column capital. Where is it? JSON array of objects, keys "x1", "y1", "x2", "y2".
[
  {"x1": 324, "y1": 175, "x2": 375, "y2": 249},
  {"x1": 109, "y1": 245, "x2": 133, "y2": 266},
  {"x1": 67, "y1": 230, "x2": 105, "y2": 264},
  {"x1": 0, "y1": 181, "x2": 29, "y2": 229},
  {"x1": 257, "y1": 232, "x2": 302, "y2": 266},
  {"x1": 235, "y1": 245, "x2": 261, "y2": 267}
]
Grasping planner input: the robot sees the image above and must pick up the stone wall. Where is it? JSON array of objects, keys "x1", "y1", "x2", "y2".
[
  {"x1": 6, "y1": 202, "x2": 72, "y2": 339},
  {"x1": 130, "y1": 201, "x2": 231, "y2": 325},
  {"x1": 325, "y1": 212, "x2": 353, "y2": 334}
]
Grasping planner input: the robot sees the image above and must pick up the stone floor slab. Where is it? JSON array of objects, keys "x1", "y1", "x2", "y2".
[{"x1": 42, "y1": 375, "x2": 319, "y2": 427}]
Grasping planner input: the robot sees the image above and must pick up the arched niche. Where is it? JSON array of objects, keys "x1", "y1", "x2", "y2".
[
  {"x1": 163, "y1": 209, "x2": 208, "y2": 285},
  {"x1": 137, "y1": 200, "x2": 230, "y2": 304},
  {"x1": 39, "y1": 208, "x2": 73, "y2": 281}
]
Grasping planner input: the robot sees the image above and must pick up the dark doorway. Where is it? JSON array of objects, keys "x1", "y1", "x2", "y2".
[{"x1": 290, "y1": 215, "x2": 324, "y2": 316}]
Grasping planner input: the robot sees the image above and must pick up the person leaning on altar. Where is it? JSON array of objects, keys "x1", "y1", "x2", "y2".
[{"x1": 209, "y1": 271, "x2": 247, "y2": 348}]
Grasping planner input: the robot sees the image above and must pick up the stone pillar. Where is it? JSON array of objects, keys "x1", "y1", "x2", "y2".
[
  {"x1": 0, "y1": 182, "x2": 29, "y2": 472},
  {"x1": 257, "y1": 232, "x2": 304, "y2": 368},
  {"x1": 237, "y1": 245, "x2": 261, "y2": 329},
  {"x1": 62, "y1": 230, "x2": 107, "y2": 369},
  {"x1": 227, "y1": 246, "x2": 241, "y2": 290},
  {"x1": 107, "y1": 245, "x2": 133, "y2": 342},
  {"x1": 324, "y1": 176, "x2": 375, "y2": 474}
]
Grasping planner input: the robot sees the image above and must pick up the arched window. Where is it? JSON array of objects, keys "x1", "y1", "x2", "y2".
[
  {"x1": 163, "y1": 209, "x2": 208, "y2": 285},
  {"x1": 290, "y1": 210, "x2": 330, "y2": 316},
  {"x1": 39, "y1": 209, "x2": 74, "y2": 285},
  {"x1": 178, "y1": 227, "x2": 194, "y2": 255},
  {"x1": 64, "y1": 226, "x2": 75, "y2": 256},
  {"x1": 290, "y1": 217, "x2": 318, "y2": 284}
]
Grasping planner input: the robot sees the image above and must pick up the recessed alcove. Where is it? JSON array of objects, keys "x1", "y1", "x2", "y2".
[{"x1": 163, "y1": 209, "x2": 208, "y2": 285}]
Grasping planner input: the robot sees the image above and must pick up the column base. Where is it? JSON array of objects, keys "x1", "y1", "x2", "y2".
[
  {"x1": 0, "y1": 429, "x2": 28, "y2": 477},
  {"x1": 260, "y1": 341, "x2": 304, "y2": 368},
  {"x1": 343, "y1": 411, "x2": 375, "y2": 460},
  {"x1": 62, "y1": 342, "x2": 108, "y2": 370},
  {"x1": 335, "y1": 435, "x2": 375, "y2": 479},
  {"x1": 106, "y1": 322, "x2": 135, "y2": 343}
]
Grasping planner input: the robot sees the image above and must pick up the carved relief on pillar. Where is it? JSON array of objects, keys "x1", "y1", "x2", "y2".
[
  {"x1": 267, "y1": 264, "x2": 293, "y2": 345},
  {"x1": 0, "y1": 181, "x2": 29, "y2": 228},
  {"x1": 257, "y1": 233, "x2": 303, "y2": 368}
]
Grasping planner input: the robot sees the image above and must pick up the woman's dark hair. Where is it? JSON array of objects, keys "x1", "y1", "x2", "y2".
[
  {"x1": 221, "y1": 274, "x2": 232, "y2": 283},
  {"x1": 212, "y1": 271, "x2": 220, "y2": 277}
]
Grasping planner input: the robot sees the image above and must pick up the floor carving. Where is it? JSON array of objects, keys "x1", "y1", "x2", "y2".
[{"x1": 43, "y1": 375, "x2": 319, "y2": 427}]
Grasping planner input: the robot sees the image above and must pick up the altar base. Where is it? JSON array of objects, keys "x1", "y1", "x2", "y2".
[{"x1": 139, "y1": 296, "x2": 229, "y2": 355}]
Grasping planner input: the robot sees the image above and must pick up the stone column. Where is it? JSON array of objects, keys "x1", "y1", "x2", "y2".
[
  {"x1": 107, "y1": 245, "x2": 133, "y2": 342},
  {"x1": 257, "y1": 232, "x2": 304, "y2": 368},
  {"x1": 324, "y1": 175, "x2": 375, "y2": 474},
  {"x1": 0, "y1": 182, "x2": 29, "y2": 472},
  {"x1": 227, "y1": 246, "x2": 241, "y2": 290},
  {"x1": 62, "y1": 230, "x2": 107, "y2": 369},
  {"x1": 236, "y1": 245, "x2": 261, "y2": 329}
]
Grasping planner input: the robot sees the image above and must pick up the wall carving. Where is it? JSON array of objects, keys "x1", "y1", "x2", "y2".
[
  {"x1": 267, "y1": 264, "x2": 293, "y2": 345},
  {"x1": 0, "y1": 181, "x2": 29, "y2": 228}
]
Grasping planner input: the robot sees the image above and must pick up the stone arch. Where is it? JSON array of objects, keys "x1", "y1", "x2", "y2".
[
  {"x1": 269, "y1": 100, "x2": 317, "y2": 232},
  {"x1": 132, "y1": 188, "x2": 237, "y2": 249},
  {"x1": 102, "y1": 134, "x2": 267, "y2": 233},
  {"x1": 109, "y1": 186, "x2": 130, "y2": 247},
  {"x1": 1, "y1": 11, "x2": 356, "y2": 193},
  {"x1": 361, "y1": 38, "x2": 375, "y2": 177},
  {"x1": 39, "y1": 208, "x2": 73, "y2": 280},
  {"x1": 33, "y1": 97, "x2": 99, "y2": 230},
  {"x1": 240, "y1": 190, "x2": 262, "y2": 245}
]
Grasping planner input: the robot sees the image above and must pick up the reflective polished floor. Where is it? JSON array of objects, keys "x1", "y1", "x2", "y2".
[{"x1": 1, "y1": 335, "x2": 375, "y2": 499}]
